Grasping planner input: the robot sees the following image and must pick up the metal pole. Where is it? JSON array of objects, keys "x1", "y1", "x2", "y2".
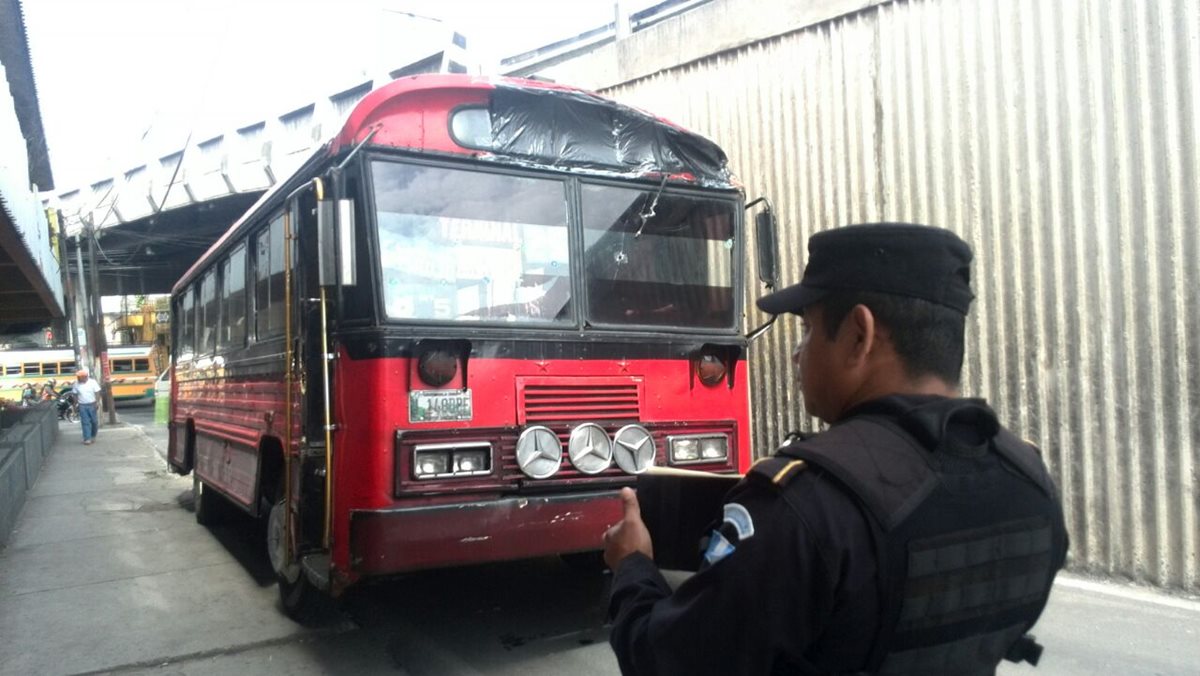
[
  {"x1": 72, "y1": 232, "x2": 87, "y2": 365},
  {"x1": 87, "y1": 224, "x2": 118, "y2": 425}
]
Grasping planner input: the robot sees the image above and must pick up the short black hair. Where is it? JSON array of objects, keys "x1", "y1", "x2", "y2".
[{"x1": 815, "y1": 290, "x2": 966, "y2": 385}]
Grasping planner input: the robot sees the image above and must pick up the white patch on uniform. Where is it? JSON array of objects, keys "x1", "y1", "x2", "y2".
[
  {"x1": 704, "y1": 531, "x2": 736, "y2": 565},
  {"x1": 723, "y1": 503, "x2": 756, "y2": 541}
]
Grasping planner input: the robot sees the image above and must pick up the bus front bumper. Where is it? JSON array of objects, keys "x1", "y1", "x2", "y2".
[{"x1": 349, "y1": 490, "x2": 623, "y2": 575}]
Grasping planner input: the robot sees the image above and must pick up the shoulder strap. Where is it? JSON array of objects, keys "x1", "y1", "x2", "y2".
[
  {"x1": 746, "y1": 454, "x2": 809, "y2": 487},
  {"x1": 992, "y1": 428, "x2": 1059, "y2": 499},
  {"x1": 773, "y1": 416, "x2": 939, "y2": 531}
]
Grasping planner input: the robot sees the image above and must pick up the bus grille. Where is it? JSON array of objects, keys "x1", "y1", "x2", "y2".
[{"x1": 517, "y1": 377, "x2": 642, "y2": 424}]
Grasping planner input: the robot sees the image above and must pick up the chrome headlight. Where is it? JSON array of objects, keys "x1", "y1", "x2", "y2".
[
  {"x1": 515, "y1": 426, "x2": 562, "y2": 479},
  {"x1": 568, "y1": 423, "x2": 614, "y2": 475},
  {"x1": 668, "y1": 434, "x2": 728, "y2": 464},
  {"x1": 612, "y1": 424, "x2": 656, "y2": 474}
]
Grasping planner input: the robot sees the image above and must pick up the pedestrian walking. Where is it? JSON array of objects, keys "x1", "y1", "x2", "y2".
[{"x1": 72, "y1": 368, "x2": 103, "y2": 445}]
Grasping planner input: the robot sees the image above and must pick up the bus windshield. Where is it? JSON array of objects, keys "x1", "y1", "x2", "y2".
[
  {"x1": 371, "y1": 161, "x2": 737, "y2": 330},
  {"x1": 373, "y1": 161, "x2": 572, "y2": 324},
  {"x1": 582, "y1": 184, "x2": 736, "y2": 329}
]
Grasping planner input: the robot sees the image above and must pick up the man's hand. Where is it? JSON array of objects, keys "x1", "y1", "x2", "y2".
[{"x1": 603, "y1": 487, "x2": 654, "y2": 570}]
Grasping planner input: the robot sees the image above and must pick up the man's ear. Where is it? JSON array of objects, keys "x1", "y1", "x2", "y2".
[{"x1": 843, "y1": 304, "x2": 876, "y2": 365}]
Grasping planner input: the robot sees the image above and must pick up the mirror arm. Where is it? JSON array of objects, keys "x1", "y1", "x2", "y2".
[
  {"x1": 745, "y1": 314, "x2": 778, "y2": 343},
  {"x1": 745, "y1": 196, "x2": 773, "y2": 211}
]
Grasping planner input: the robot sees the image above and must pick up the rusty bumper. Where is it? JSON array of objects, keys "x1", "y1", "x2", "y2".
[{"x1": 349, "y1": 491, "x2": 623, "y2": 575}]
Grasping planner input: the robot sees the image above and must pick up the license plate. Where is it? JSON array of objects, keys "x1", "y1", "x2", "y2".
[{"x1": 409, "y1": 389, "x2": 473, "y2": 423}]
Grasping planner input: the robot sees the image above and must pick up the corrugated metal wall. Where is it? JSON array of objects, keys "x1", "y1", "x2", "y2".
[{"x1": 602, "y1": 0, "x2": 1200, "y2": 591}]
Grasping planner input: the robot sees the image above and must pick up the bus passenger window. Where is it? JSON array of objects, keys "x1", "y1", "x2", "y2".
[
  {"x1": 220, "y1": 244, "x2": 247, "y2": 349},
  {"x1": 112, "y1": 360, "x2": 134, "y2": 373},
  {"x1": 268, "y1": 216, "x2": 286, "y2": 335},
  {"x1": 255, "y1": 217, "x2": 285, "y2": 339},
  {"x1": 135, "y1": 359, "x2": 150, "y2": 372},
  {"x1": 23, "y1": 363, "x2": 39, "y2": 375},
  {"x1": 199, "y1": 270, "x2": 218, "y2": 354},
  {"x1": 179, "y1": 289, "x2": 196, "y2": 359}
]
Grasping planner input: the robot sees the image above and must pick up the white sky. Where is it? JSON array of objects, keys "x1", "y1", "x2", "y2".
[{"x1": 23, "y1": 0, "x2": 657, "y2": 191}]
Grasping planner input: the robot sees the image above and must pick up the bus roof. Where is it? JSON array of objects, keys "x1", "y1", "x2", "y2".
[
  {"x1": 107, "y1": 345, "x2": 155, "y2": 357},
  {"x1": 174, "y1": 74, "x2": 736, "y2": 294},
  {"x1": 331, "y1": 74, "x2": 733, "y2": 187},
  {"x1": 0, "y1": 348, "x2": 75, "y2": 362}
]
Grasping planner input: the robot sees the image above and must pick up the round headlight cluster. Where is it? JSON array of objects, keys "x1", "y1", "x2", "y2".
[{"x1": 514, "y1": 423, "x2": 656, "y2": 479}]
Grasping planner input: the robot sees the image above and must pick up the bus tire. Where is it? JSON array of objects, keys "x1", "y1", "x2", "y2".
[{"x1": 266, "y1": 489, "x2": 328, "y2": 624}]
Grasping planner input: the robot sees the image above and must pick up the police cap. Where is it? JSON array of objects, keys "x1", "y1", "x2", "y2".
[{"x1": 756, "y1": 223, "x2": 974, "y2": 315}]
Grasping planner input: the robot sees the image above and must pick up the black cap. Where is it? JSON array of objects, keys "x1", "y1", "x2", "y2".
[{"x1": 756, "y1": 223, "x2": 974, "y2": 315}]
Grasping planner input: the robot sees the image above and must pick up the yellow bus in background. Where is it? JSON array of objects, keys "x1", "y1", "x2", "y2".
[
  {"x1": 0, "y1": 348, "x2": 77, "y2": 402},
  {"x1": 107, "y1": 345, "x2": 158, "y2": 401}
]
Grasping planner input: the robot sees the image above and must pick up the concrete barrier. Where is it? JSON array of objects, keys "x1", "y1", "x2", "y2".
[{"x1": 0, "y1": 404, "x2": 59, "y2": 546}]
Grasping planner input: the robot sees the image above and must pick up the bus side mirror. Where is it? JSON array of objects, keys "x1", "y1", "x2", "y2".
[
  {"x1": 747, "y1": 197, "x2": 779, "y2": 289},
  {"x1": 337, "y1": 199, "x2": 356, "y2": 287},
  {"x1": 317, "y1": 198, "x2": 357, "y2": 286},
  {"x1": 317, "y1": 199, "x2": 335, "y2": 286}
]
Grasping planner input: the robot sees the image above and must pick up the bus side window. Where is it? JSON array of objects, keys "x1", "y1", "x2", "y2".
[
  {"x1": 135, "y1": 359, "x2": 150, "y2": 372},
  {"x1": 268, "y1": 215, "x2": 286, "y2": 336},
  {"x1": 42, "y1": 363, "x2": 58, "y2": 375},
  {"x1": 218, "y1": 256, "x2": 231, "y2": 351},
  {"x1": 179, "y1": 286, "x2": 196, "y2": 359},
  {"x1": 199, "y1": 270, "x2": 218, "y2": 355},
  {"x1": 220, "y1": 243, "x2": 248, "y2": 349},
  {"x1": 23, "y1": 362, "x2": 39, "y2": 376},
  {"x1": 255, "y1": 222, "x2": 272, "y2": 340}
]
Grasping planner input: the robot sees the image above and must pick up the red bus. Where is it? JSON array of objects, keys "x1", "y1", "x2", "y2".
[{"x1": 167, "y1": 74, "x2": 774, "y2": 619}]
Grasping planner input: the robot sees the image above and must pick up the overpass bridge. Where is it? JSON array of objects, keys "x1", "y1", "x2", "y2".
[
  {"x1": 46, "y1": 0, "x2": 704, "y2": 299},
  {"x1": 49, "y1": 43, "x2": 475, "y2": 298}
]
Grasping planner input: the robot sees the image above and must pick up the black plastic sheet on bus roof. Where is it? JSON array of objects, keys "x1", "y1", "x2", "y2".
[{"x1": 484, "y1": 85, "x2": 733, "y2": 188}]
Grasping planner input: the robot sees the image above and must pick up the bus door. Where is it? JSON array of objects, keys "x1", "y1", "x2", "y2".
[{"x1": 291, "y1": 192, "x2": 334, "y2": 554}]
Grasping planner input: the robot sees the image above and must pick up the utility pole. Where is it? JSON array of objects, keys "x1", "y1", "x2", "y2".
[
  {"x1": 86, "y1": 223, "x2": 118, "y2": 425},
  {"x1": 74, "y1": 233, "x2": 90, "y2": 370}
]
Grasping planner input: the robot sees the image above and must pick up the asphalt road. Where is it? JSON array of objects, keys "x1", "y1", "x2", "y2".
[{"x1": 56, "y1": 405, "x2": 1199, "y2": 675}]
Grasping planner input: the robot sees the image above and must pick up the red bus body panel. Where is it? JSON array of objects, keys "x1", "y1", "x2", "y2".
[
  {"x1": 167, "y1": 74, "x2": 752, "y2": 597},
  {"x1": 329, "y1": 351, "x2": 749, "y2": 581}
]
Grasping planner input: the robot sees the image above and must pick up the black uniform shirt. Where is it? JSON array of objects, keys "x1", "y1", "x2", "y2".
[
  {"x1": 609, "y1": 458, "x2": 881, "y2": 674},
  {"x1": 608, "y1": 394, "x2": 1014, "y2": 675}
]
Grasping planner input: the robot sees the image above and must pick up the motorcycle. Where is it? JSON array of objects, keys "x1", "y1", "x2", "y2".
[{"x1": 53, "y1": 385, "x2": 78, "y2": 422}]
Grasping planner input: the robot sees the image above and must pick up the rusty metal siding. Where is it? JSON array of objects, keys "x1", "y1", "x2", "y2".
[{"x1": 601, "y1": 0, "x2": 1199, "y2": 591}]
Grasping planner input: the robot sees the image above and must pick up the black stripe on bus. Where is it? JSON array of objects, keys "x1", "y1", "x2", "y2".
[{"x1": 338, "y1": 332, "x2": 747, "y2": 362}]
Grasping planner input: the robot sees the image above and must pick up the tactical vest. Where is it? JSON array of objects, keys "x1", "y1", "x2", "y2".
[{"x1": 754, "y1": 403, "x2": 1066, "y2": 675}]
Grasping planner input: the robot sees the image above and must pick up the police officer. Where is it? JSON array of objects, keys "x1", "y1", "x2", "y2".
[{"x1": 603, "y1": 223, "x2": 1068, "y2": 675}]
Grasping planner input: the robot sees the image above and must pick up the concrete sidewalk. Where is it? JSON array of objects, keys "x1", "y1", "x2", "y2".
[
  {"x1": 0, "y1": 421, "x2": 306, "y2": 676},
  {"x1": 2, "y1": 419, "x2": 1197, "y2": 675}
]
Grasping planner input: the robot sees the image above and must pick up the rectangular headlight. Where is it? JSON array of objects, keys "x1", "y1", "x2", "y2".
[
  {"x1": 413, "y1": 442, "x2": 492, "y2": 479},
  {"x1": 668, "y1": 434, "x2": 728, "y2": 464},
  {"x1": 413, "y1": 449, "x2": 450, "y2": 478},
  {"x1": 453, "y1": 448, "x2": 490, "y2": 474}
]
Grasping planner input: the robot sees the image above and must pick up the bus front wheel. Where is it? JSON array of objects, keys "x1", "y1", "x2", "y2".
[{"x1": 266, "y1": 489, "x2": 328, "y2": 624}]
